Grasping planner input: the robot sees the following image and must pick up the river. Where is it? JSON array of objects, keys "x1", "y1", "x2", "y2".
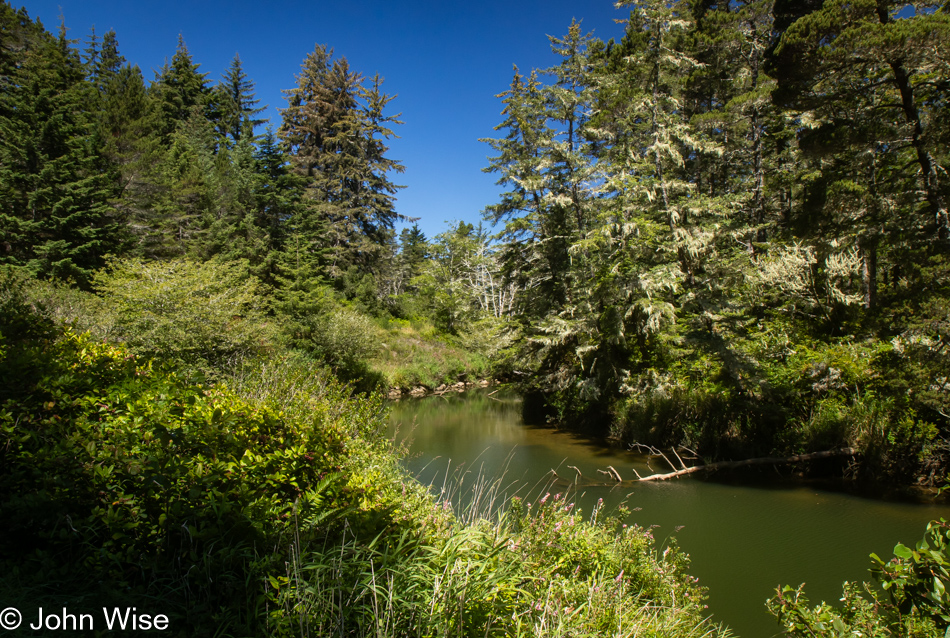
[{"x1": 388, "y1": 388, "x2": 949, "y2": 637}]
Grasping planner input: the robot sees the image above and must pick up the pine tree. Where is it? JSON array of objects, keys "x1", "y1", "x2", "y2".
[
  {"x1": 254, "y1": 127, "x2": 303, "y2": 255},
  {"x1": 481, "y1": 24, "x2": 602, "y2": 320},
  {"x1": 481, "y1": 67, "x2": 555, "y2": 315},
  {"x1": 85, "y1": 28, "x2": 126, "y2": 96},
  {"x1": 214, "y1": 53, "x2": 266, "y2": 146},
  {"x1": 767, "y1": 0, "x2": 950, "y2": 313},
  {"x1": 102, "y1": 64, "x2": 164, "y2": 249},
  {"x1": 151, "y1": 35, "x2": 211, "y2": 141},
  {"x1": 0, "y1": 7, "x2": 124, "y2": 287},
  {"x1": 278, "y1": 45, "x2": 404, "y2": 281},
  {"x1": 769, "y1": 0, "x2": 950, "y2": 244}
]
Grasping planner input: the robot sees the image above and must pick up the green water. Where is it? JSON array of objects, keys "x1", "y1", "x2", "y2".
[{"x1": 389, "y1": 389, "x2": 949, "y2": 638}]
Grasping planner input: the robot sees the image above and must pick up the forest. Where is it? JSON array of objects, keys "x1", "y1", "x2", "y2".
[{"x1": 1, "y1": 0, "x2": 949, "y2": 635}]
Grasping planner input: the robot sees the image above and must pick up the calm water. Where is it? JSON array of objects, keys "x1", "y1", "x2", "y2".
[{"x1": 389, "y1": 389, "x2": 949, "y2": 638}]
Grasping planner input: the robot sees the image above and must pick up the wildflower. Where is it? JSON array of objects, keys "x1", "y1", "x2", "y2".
[{"x1": 540, "y1": 492, "x2": 550, "y2": 504}]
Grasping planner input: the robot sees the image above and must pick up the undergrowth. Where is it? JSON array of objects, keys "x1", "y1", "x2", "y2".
[{"x1": 1, "y1": 272, "x2": 724, "y2": 637}]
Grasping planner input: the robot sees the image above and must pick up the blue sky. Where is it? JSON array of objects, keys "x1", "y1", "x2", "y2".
[{"x1": 16, "y1": 0, "x2": 629, "y2": 240}]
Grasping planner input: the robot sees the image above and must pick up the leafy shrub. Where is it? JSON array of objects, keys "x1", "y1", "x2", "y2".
[
  {"x1": 93, "y1": 257, "x2": 274, "y2": 374},
  {"x1": 768, "y1": 519, "x2": 950, "y2": 637},
  {"x1": 0, "y1": 300, "x2": 386, "y2": 635}
]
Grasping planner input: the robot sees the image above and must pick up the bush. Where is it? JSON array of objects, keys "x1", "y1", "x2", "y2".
[
  {"x1": 768, "y1": 519, "x2": 950, "y2": 637},
  {"x1": 93, "y1": 257, "x2": 274, "y2": 374},
  {"x1": 0, "y1": 288, "x2": 724, "y2": 637},
  {"x1": 0, "y1": 299, "x2": 396, "y2": 635}
]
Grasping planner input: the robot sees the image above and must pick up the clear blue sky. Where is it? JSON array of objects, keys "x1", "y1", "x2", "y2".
[{"x1": 16, "y1": 0, "x2": 629, "y2": 240}]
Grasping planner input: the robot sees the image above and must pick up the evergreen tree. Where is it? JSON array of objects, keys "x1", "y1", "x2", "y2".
[
  {"x1": 766, "y1": 0, "x2": 950, "y2": 317},
  {"x1": 85, "y1": 28, "x2": 126, "y2": 96},
  {"x1": 151, "y1": 35, "x2": 211, "y2": 141},
  {"x1": 278, "y1": 45, "x2": 404, "y2": 280},
  {"x1": 399, "y1": 224, "x2": 429, "y2": 281},
  {"x1": 147, "y1": 111, "x2": 219, "y2": 258},
  {"x1": 253, "y1": 127, "x2": 303, "y2": 255},
  {"x1": 769, "y1": 0, "x2": 949, "y2": 244},
  {"x1": 0, "y1": 6, "x2": 124, "y2": 287},
  {"x1": 481, "y1": 67, "x2": 556, "y2": 315},
  {"x1": 214, "y1": 53, "x2": 266, "y2": 146}
]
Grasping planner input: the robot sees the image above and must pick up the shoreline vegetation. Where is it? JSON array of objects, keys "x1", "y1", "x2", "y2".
[
  {"x1": 1, "y1": 0, "x2": 949, "y2": 635},
  {"x1": 1, "y1": 277, "x2": 728, "y2": 638}
]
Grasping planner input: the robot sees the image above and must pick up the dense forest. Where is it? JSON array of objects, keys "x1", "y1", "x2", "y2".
[{"x1": 1, "y1": 0, "x2": 949, "y2": 635}]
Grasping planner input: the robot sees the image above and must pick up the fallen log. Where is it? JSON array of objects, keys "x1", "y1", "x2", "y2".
[{"x1": 638, "y1": 447, "x2": 858, "y2": 482}]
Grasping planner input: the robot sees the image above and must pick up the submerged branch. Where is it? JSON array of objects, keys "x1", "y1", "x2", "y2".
[{"x1": 637, "y1": 448, "x2": 858, "y2": 482}]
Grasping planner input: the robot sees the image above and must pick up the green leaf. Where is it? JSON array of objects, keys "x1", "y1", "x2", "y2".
[{"x1": 893, "y1": 543, "x2": 914, "y2": 560}]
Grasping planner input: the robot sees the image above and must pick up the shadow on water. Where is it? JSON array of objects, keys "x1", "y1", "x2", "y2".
[{"x1": 388, "y1": 388, "x2": 950, "y2": 638}]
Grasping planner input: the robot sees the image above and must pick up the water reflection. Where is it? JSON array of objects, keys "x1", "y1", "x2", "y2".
[{"x1": 389, "y1": 389, "x2": 949, "y2": 638}]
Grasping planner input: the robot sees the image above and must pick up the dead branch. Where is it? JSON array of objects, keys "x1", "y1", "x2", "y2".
[
  {"x1": 670, "y1": 447, "x2": 687, "y2": 470},
  {"x1": 638, "y1": 448, "x2": 858, "y2": 482}
]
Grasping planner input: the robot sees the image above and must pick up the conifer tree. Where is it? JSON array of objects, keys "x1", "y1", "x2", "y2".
[
  {"x1": 482, "y1": 67, "x2": 555, "y2": 315},
  {"x1": 214, "y1": 53, "x2": 266, "y2": 146},
  {"x1": 769, "y1": 0, "x2": 949, "y2": 244},
  {"x1": 278, "y1": 45, "x2": 404, "y2": 281},
  {"x1": 85, "y1": 28, "x2": 126, "y2": 96},
  {"x1": 0, "y1": 7, "x2": 123, "y2": 286},
  {"x1": 767, "y1": 0, "x2": 950, "y2": 314},
  {"x1": 151, "y1": 35, "x2": 211, "y2": 141}
]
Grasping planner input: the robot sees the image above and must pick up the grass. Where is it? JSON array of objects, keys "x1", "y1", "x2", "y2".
[
  {"x1": 270, "y1": 461, "x2": 734, "y2": 638},
  {"x1": 369, "y1": 317, "x2": 491, "y2": 389},
  {"x1": 3, "y1": 273, "x2": 725, "y2": 637}
]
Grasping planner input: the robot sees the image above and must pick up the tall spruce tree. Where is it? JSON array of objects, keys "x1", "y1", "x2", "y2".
[
  {"x1": 0, "y1": 7, "x2": 123, "y2": 286},
  {"x1": 278, "y1": 45, "x2": 404, "y2": 281},
  {"x1": 482, "y1": 67, "x2": 557, "y2": 316},
  {"x1": 214, "y1": 53, "x2": 266, "y2": 146},
  {"x1": 767, "y1": 0, "x2": 950, "y2": 317},
  {"x1": 151, "y1": 35, "x2": 211, "y2": 141}
]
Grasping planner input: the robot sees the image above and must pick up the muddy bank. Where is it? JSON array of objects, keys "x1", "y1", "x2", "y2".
[{"x1": 387, "y1": 378, "x2": 495, "y2": 400}]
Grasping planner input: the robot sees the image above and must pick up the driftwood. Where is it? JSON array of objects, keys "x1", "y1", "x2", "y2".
[
  {"x1": 596, "y1": 465, "x2": 624, "y2": 482},
  {"x1": 637, "y1": 447, "x2": 858, "y2": 482}
]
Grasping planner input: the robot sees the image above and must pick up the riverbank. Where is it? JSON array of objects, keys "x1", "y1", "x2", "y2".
[
  {"x1": 389, "y1": 388, "x2": 950, "y2": 638},
  {"x1": 387, "y1": 377, "x2": 495, "y2": 399},
  {"x1": 1, "y1": 283, "x2": 727, "y2": 638}
]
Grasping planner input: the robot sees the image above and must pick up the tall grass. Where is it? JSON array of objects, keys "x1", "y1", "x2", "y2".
[{"x1": 267, "y1": 458, "x2": 732, "y2": 638}]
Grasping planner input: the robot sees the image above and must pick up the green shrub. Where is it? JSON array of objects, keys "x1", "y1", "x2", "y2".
[
  {"x1": 92, "y1": 257, "x2": 274, "y2": 374},
  {"x1": 1, "y1": 287, "x2": 723, "y2": 637},
  {"x1": 0, "y1": 305, "x2": 384, "y2": 635},
  {"x1": 768, "y1": 519, "x2": 950, "y2": 637}
]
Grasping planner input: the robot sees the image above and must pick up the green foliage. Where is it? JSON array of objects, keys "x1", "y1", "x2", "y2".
[
  {"x1": 0, "y1": 298, "x2": 388, "y2": 634},
  {"x1": 368, "y1": 318, "x2": 491, "y2": 390},
  {"x1": 92, "y1": 257, "x2": 273, "y2": 374},
  {"x1": 768, "y1": 519, "x2": 950, "y2": 637},
  {"x1": 279, "y1": 44, "x2": 405, "y2": 277},
  {"x1": 274, "y1": 279, "x2": 385, "y2": 385},
  {"x1": 476, "y1": 0, "x2": 950, "y2": 489},
  {"x1": 0, "y1": 284, "x2": 722, "y2": 637},
  {"x1": 0, "y1": 4, "x2": 125, "y2": 288},
  {"x1": 267, "y1": 489, "x2": 725, "y2": 638}
]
